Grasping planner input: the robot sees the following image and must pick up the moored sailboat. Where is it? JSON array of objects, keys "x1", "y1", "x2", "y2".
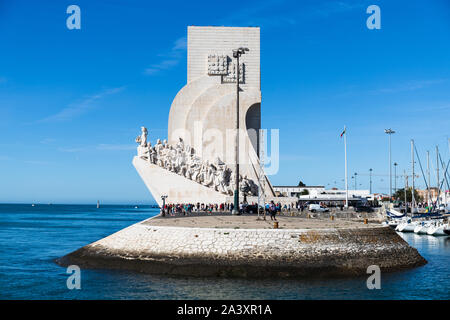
[
  {"x1": 414, "y1": 221, "x2": 432, "y2": 234},
  {"x1": 396, "y1": 219, "x2": 417, "y2": 232},
  {"x1": 427, "y1": 220, "x2": 447, "y2": 236}
]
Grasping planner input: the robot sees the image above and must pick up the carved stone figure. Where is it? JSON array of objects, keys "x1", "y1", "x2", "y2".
[
  {"x1": 150, "y1": 146, "x2": 157, "y2": 164},
  {"x1": 214, "y1": 165, "x2": 231, "y2": 194},
  {"x1": 139, "y1": 127, "x2": 148, "y2": 147},
  {"x1": 155, "y1": 139, "x2": 163, "y2": 154},
  {"x1": 191, "y1": 160, "x2": 201, "y2": 182},
  {"x1": 185, "y1": 144, "x2": 192, "y2": 155},
  {"x1": 203, "y1": 163, "x2": 216, "y2": 187},
  {"x1": 146, "y1": 142, "x2": 152, "y2": 162},
  {"x1": 248, "y1": 179, "x2": 258, "y2": 196}
]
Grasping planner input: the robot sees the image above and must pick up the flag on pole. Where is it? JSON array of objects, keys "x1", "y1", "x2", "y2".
[
  {"x1": 342, "y1": 125, "x2": 348, "y2": 208},
  {"x1": 340, "y1": 127, "x2": 346, "y2": 137}
]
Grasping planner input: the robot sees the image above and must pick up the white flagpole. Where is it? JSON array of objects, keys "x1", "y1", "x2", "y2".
[{"x1": 344, "y1": 126, "x2": 349, "y2": 208}]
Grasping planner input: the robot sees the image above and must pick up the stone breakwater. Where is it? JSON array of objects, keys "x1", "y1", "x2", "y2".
[{"x1": 57, "y1": 217, "x2": 427, "y2": 278}]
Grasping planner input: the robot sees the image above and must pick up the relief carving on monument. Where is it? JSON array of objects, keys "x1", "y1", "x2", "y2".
[
  {"x1": 222, "y1": 61, "x2": 244, "y2": 84},
  {"x1": 207, "y1": 54, "x2": 245, "y2": 84},
  {"x1": 207, "y1": 54, "x2": 228, "y2": 75},
  {"x1": 135, "y1": 127, "x2": 257, "y2": 196}
]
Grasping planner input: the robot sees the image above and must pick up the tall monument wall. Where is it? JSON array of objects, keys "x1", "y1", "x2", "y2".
[{"x1": 134, "y1": 26, "x2": 276, "y2": 206}]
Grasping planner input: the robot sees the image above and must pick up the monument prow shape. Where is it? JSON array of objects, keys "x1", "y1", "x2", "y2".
[{"x1": 133, "y1": 26, "x2": 276, "y2": 207}]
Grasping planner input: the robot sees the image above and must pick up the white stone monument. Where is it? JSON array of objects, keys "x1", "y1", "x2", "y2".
[{"x1": 133, "y1": 26, "x2": 277, "y2": 206}]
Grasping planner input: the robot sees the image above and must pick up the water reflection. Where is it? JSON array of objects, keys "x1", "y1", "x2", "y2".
[
  {"x1": 397, "y1": 231, "x2": 449, "y2": 249},
  {"x1": 1, "y1": 204, "x2": 449, "y2": 300}
]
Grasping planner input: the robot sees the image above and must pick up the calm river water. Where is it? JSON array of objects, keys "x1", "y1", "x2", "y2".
[{"x1": 0, "y1": 204, "x2": 448, "y2": 299}]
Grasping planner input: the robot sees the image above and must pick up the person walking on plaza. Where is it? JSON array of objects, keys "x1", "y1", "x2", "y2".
[{"x1": 269, "y1": 201, "x2": 277, "y2": 221}]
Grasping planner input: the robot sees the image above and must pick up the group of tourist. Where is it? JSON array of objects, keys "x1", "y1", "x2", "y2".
[
  {"x1": 161, "y1": 202, "x2": 235, "y2": 216},
  {"x1": 160, "y1": 199, "x2": 367, "y2": 220},
  {"x1": 160, "y1": 201, "x2": 306, "y2": 219}
]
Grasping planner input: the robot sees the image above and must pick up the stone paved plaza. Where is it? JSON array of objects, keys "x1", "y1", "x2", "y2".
[{"x1": 144, "y1": 214, "x2": 381, "y2": 229}]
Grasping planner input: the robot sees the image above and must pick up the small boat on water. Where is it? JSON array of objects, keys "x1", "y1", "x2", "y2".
[
  {"x1": 383, "y1": 209, "x2": 407, "y2": 228},
  {"x1": 385, "y1": 204, "x2": 448, "y2": 236},
  {"x1": 414, "y1": 221, "x2": 432, "y2": 234},
  {"x1": 382, "y1": 219, "x2": 399, "y2": 228},
  {"x1": 427, "y1": 221, "x2": 447, "y2": 236},
  {"x1": 396, "y1": 219, "x2": 417, "y2": 233},
  {"x1": 394, "y1": 221, "x2": 403, "y2": 231},
  {"x1": 387, "y1": 209, "x2": 406, "y2": 218}
]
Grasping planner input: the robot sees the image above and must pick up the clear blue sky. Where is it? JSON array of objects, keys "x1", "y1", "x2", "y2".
[{"x1": 0, "y1": 0, "x2": 449, "y2": 204}]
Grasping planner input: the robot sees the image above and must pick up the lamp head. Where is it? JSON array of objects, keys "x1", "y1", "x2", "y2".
[
  {"x1": 384, "y1": 128, "x2": 395, "y2": 134},
  {"x1": 233, "y1": 47, "x2": 250, "y2": 57}
]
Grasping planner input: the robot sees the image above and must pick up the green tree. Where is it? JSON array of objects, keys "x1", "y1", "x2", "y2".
[
  {"x1": 299, "y1": 189, "x2": 309, "y2": 195},
  {"x1": 393, "y1": 187, "x2": 423, "y2": 203},
  {"x1": 298, "y1": 181, "x2": 306, "y2": 187}
]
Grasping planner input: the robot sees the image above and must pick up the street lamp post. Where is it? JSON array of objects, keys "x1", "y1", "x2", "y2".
[
  {"x1": 161, "y1": 195, "x2": 168, "y2": 216},
  {"x1": 385, "y1": 129, "x2": 396, "y2": 201},
  {"x1": 354, "y1": 172, "x2": 358, "y2": 190},
  {"x1": 369, "y1": 168, "x2": 373, "y2": 194},
  {"x1": 232, "y1": 47, "x2": 249, "y2": 215}
]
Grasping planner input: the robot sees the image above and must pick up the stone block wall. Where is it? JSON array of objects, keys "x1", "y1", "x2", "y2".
[
  {"x1": 59, "y1": 219, "x2": 426, "y2": 278},
  {"x1": 187, "y1": 26, "x2": 260, "y2": 90}
]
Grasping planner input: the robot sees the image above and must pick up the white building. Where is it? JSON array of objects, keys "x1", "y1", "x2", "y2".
[
  {"x1": 273, "y1": 185, "x2": 325, "y2": 197},
  {"x1": 273, "y1": 185, "x2": 373, "y2": 204}
]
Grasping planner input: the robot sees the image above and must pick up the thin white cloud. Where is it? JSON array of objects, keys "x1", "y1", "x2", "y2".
[
  {"x1": 144, "y1": 37, "x2": 186, "y2": 75},
  {"x1": 314, "y1": 1, "x2": 365, "y2": 17},
  {"x1": 40, "y1": 138, "x2": 56, "y2": 144},
  {"x1": 280, "y1": 154, "x2": 312, "y2": 161},
  {"x1": 408, "y1": 103, "x2": 450, "y2": 113},
  {"x1": 24, "y1": 160, "x2": 53, "y2": 165},
  {"x1": 373, "y1": 79, "x2": 447, "y2": 94},
  {"x1": 144, "y1": 60, "x2": 179, "y2": 75},
  {"x1": 220, "y1": 0, "x2": 364, "y2": 28},
  {"x1": 96, "y1": 144, "x2": 136, "y2": 151},
  {"x1": 37, "y1": 87, "x2": 125, "y2": 123},
  {"x1": 172, "y1": 37, "x2": 187, "y2": 51},
  {"x1": 58, "y1": 147, "x2": 88, "y2": 153},
  {"x1": 58, "y1": 143, "x2": 136, "y2": 153},
  {"x1": 334, "y1": 79, "x2": 448, "y2": 98}
]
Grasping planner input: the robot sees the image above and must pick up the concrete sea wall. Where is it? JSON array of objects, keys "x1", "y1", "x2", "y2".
[{"x1": 57, "y1": 219, "x2": 426, "y2": 278}]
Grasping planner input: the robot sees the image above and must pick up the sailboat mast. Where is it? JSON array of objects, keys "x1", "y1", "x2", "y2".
[
  {"x1": 404, "y1": 169, "x2": 408, "y2": 211},
  {"x1": 411, "y1": 140, "x2": 415, "y2": 211},
  {"x1": 427, "y1": 151, "x2": 431, "y2": 205},
  {"x1": 436, "y1": 146, "x2": 440, "y2": 205}
]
